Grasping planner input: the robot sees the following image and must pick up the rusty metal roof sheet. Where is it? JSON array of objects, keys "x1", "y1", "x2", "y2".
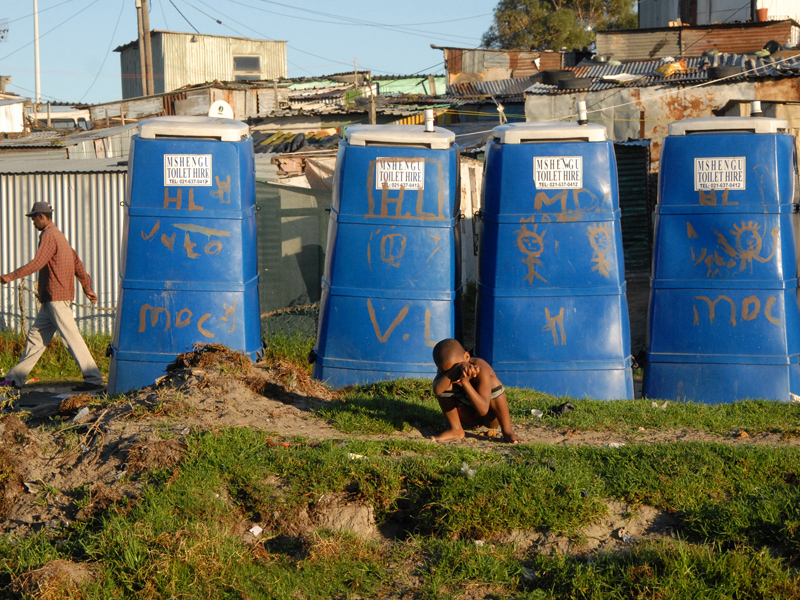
[
  {"x1": 524, "y1": 52, "x2": 800, "y2": 95},
  {"x1": 258, "y1": 101, "x2": 465, "y2": 119},
  {"x1": 447, "y1": 77, "x2": 536, "y2": 98},
  {"x1": 597, "y1": 20, "x2": 800, "y2": 60}
]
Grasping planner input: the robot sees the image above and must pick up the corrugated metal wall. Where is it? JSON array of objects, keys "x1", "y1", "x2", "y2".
[
  {"x1": 119, "y1": 48, "x2": 144, "y2": 100},
  {"x1": 160, "y1": 33, "x2": 286, "y2": 95},
  {"x1": 681, "y1": 21, "x2": 795, "y2": 55},
  {"x1": 598, "y1": 21, "x2": 797, "y2": 59},
  {"x1": 0, "y1": 169, "x2": 127, "y2": 334},
  {"x1": 119, "y1": 32, "x2": 287, "y2": 99},
  {"x1": 0, "y1": 102, "x2": 25, "y2": 134},
  {"x1": 597, "y1": 30, "x2": 681, "y2": 60},
  {"x1": 444, "y1": 48, "x2": 551, "y2": 83}
]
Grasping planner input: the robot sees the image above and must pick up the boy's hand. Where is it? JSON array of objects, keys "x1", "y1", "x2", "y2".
[
  {"x1": 451, "y1": 362, "x2": 479, "y2": 386},
  {"x1": 462, "y1": 362, "x2": 480, "y2": 379}
]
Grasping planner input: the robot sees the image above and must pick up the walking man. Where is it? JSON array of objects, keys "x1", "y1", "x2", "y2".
[{"x1": 1, "y1": 202, "x2": 104, "y2": 392}]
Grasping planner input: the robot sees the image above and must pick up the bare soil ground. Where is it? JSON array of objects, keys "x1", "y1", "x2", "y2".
[{"x1": 1, "y1": 345, "x2": 796, "y2": 563}]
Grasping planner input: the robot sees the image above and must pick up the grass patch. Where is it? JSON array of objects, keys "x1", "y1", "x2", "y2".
[
  {"x1": 263, "y1": 332, "x2": 315, "y2": 372},
  {"x1": 317, "y1": 379, "x2": 439, "y2": 434},
  {"x1": 0, "y1": 330, "x2": 110, "y2": 382},
  {"x1": 314, "y1": 378, "x2": 800, "y2": 438},
  {"x1": 507, "y1": 394, "x2": 800, "y2": 437},
  {"x1": 2, "y1": 429, "x2": 800, "y2": 598},
  {"x1": 524, "y1": 539, "x2": 800, "y2": 599}
]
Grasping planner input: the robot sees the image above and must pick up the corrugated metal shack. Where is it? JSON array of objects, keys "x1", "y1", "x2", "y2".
[
  {"x1": 0, "y1": 97, "x2": 27, "y2": 133},
  {"x1": 639, "y1": 0, "x2": 800, "y2": 29},
  {"x1": 0, "y1": 159, "x2": 126, "y2": 334},
  {"x1": 0, "y1": 124, "x2": 138, "y2": 162},
  {"x1": 596, "y1": 20, "x2": 800, "y2": 60},
  {"x1": 81, "y1": 79, "x2": 461, "y2": 130},
  {"x1": 114, "y1": 30, "x2": 287, "y2": 99},
  {"x1": 523, "y1": 52, "x2": 800, "y2": 172},
  {"x1": 432, "y1": 45, "x2": 567, "y2": 86}
]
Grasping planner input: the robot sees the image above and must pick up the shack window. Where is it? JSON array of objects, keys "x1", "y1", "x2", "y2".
[{"x1": 234, "y1": 56, "x2": 261, "y2": 72}]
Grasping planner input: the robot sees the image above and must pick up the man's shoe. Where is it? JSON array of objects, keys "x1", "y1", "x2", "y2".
[
  {"x1": 72, "y1": 382, "x2": 105, "y2": 392},
  {"x1": 0, "y1": 379, "x2": 19, "y2": 389}
]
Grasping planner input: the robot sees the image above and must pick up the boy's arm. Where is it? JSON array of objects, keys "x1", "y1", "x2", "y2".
[
  {"x1": 433, "y1": 364, "x2": 463, "y2": 396},
  {"x1": 458, "y1": 368, "x2": 494, "y2": 415}
]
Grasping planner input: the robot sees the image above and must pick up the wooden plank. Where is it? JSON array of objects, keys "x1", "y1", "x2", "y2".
[{"x1": 174, "y1": 95, "x2": 210, "y2": 116}]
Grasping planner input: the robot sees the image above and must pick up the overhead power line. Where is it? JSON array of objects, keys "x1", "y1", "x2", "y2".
[
  {"x1": 224, "y1": 0, "x2": 481, "y2": 44},
  {"x1": 0, "y1": 0, "x2": 104, "y2": 63},
  {"x1": 168, "y1": 0, "x2": 200, "y2": 33},
  {"x1": 5, "y1": 0, "x2": 74, "y2": 25},
  {"x1": 79, "y1": 0, "x2": 126, "y2": 102}
]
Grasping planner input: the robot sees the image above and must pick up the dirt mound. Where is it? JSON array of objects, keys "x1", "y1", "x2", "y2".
[
  {"x1": 12, "y1": 560, "x2": 98, "y2": 598},
  {"x1": 0, "y1": 451, "x2": 23, "y2": 521},
  {"x1": 126, "y1": 438, "x2": 187, "y2": 474},
  {"x1": 497, "y1": 500, "x2": 680, "y2": 556},
  {"x1": 74, "y1": 484, "x2": 126, "y2": 523},
  {"x1": 167, "y1": 343, "x2": 253, "y2": 375},
  {"x1": 256, "y1": 359, "x2": 340, "y2": 402},
  {"x1": 0, "y1": 414, "x2": 28, "y2": 443},
  {"x1": 58, "y1": 393, "x2": 93, "y2": 413},
  {"x1": 0, "y1": 415, "x2": 32, "y2": 520}
]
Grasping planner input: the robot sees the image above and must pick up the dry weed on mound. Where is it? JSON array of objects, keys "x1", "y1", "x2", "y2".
[
  {"x1": 167, "y1": 343, "x2": 253, "y2": 375},
  {"x1": 74, "y1": 484, "x2": 127, "y2": 523},
  {"x1": 164, "y1": 344, "x2": 339, "y2": 401},
  {"x1": 12, "y1": 560, "x2": 98, "y2": 599},
  {"x1": 256, "y1": 359, "x2": 340, "y2": 402},
  {"x1": 0, "y1": 416, "x2": 32, "y2": 520},
  {"x1": 58, "y1": 393, "x2": 94, "y2": 413},
  {"x1": 126, "y1": 438, "x2": 187, "y2": 474},
  {"x1": 0, "y1": 450, "x2": 23, "y2": 521}
]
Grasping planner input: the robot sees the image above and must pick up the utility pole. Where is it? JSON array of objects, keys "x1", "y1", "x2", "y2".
[
  {"x1": 135, "y1": 0, "x2": 154, "y2": 96},
  {"x1": 136, "y1": 0, "x2": 147, "y2": 96},
  {"x1": 33, "y1": 0, "x2": 41, "y2": 105},
  {"x1": 368, "y1": 71, "x2": 376, "y2": 125},
  {"x1": 141, "y1": 0, "x2": 154, "y2": 95}
]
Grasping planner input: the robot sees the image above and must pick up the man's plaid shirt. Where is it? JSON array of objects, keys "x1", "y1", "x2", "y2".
[{"x1": 8, "y1": 223, "x2": 93, "y2": 303}]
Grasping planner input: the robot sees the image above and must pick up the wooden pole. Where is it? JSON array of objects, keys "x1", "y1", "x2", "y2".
[
  {"x1": 33, "y1": 0, "x2": 41, "y2": 104},
  {"x1": 368, "y1": 71, "x2": 376, "y2": 125},
  {"x1": 141, "y1": 0, "x2": 155, "y2": 95},
  {"x1": 136, "y1": 0, "x2": 148, "y2": 96},
  {"x1": 18, "y1": 280, "x2": 26, "y2": 333}
]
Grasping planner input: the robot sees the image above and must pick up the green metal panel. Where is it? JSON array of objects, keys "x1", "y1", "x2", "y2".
[
  {"x1": 255, "y1": 181, "x2": 330, "y2": 337},
  {"x1": 614, "y1": 142, "x2": 651, "y2": 275}
]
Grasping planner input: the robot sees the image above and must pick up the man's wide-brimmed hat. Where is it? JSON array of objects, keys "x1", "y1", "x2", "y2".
[{"x1": 25, "y1": 201, "x2": 53, "y2": 217}]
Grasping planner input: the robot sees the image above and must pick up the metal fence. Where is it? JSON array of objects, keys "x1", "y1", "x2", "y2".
[
  {"x1": 0, "y1": 170, "x2": 331, "y2": 344},
  {"x1": 0, "y1": 161, "x2": 127, "y2": 334}
]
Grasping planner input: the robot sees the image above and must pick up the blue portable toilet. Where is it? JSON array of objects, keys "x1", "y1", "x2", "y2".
[
  {"x1": 475, "y1": 121, "x2": 633, "y2": 399},
  {"x1": 645, "y1": 116, "x2": 800, "y2": 403},
  {"x1": 108, "y1": 116, "x2": 262, "y2": 394},
  {"x1": 312, "y1": 124, "x2": 460, "y2": 388}
]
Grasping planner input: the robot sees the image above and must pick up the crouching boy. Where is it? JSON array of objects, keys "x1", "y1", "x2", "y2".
[{"x1": 431, "y1": 338, "x2": 520, "y2": 444}]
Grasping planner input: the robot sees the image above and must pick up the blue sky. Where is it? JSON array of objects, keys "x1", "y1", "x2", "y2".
[{"x1": 0, "y1": 0, "x2": 495, "y2": 105}]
